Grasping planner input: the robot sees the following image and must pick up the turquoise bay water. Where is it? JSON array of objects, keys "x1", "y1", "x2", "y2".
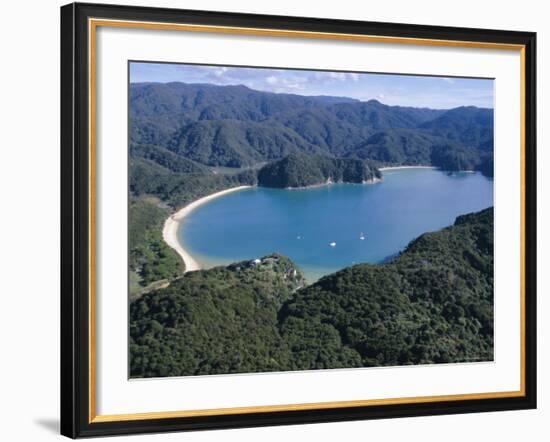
[{"x1": 178, "y1": 169, "x2": 493, "y2": 281}]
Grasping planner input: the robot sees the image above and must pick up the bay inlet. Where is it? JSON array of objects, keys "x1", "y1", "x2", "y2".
[{"x1": 176, "y1": 168, "x2": 493, "y2": 281}]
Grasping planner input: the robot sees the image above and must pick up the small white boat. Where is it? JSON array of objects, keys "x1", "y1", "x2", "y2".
[
  {"x1": 329, "y1": 242, "x2": 336, "y2": 247},
  {"x1": 360, "y1": 232, "x2": 365, "y2": 240}
]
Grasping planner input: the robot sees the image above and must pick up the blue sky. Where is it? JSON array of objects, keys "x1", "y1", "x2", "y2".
[{"x1": 130, "y1": 62, "x2": 493, "y2": 109}]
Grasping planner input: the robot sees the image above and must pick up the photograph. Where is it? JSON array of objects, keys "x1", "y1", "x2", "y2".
[
  {"x1": 128, "y1": 62, "x2": 495, "y2": 378},
  {"x1": 56, "y1": 1, "x2": 538, "y2": 438},
  {"x1": 0, "y1": 0, "x2": 543, "y2": 439}
]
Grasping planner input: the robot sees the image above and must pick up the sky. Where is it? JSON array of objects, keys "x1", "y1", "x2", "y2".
[{"x1": 130, "y1": 62, "x2": 494, "y2": 109}]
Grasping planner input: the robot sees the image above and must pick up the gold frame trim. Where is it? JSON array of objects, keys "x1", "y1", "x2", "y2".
[{"x1": 88, "y1": 18, "x2": 527, "y2": 424}]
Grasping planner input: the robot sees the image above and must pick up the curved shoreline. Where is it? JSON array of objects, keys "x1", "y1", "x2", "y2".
[
  {"x1": 162, "y1": 186, "x2": 252, "y2": 273},
  {"x1": 281, "y1": 176, "x2": 381, "y2": 190},
  {"x1": 378, "y1": 165, "x2": 436, "y2": 171}
]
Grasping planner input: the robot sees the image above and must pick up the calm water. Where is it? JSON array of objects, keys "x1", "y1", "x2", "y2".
[{"x1": 179, "y1": 169, "x2": 493, "y2": 281}]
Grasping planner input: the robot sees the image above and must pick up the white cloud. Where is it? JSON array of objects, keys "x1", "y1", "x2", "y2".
[
  {"x1": 286, "y1": 82, "x2": 303, "y2": 90},
  {"x1": 134, "y1": 62, "x2": 493, "y2": 108},
  {"x1": 213, "y1": 67, "x2": 228, "y2": 77},
  {"x1": 330, "y1": 72, "x2": 345, "y2": 80},
  {"x1": 313, "y1": 71, "x2": 361, "y2": 84}
]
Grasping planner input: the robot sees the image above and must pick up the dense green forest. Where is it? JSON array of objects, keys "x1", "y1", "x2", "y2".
[
  {"x1": 279, "y1": 207, "x2": 494, "y2": 368},
  {"x1": 130, "y1": 254, "x2": 306, "y2": 376},
  {"x1": 130, "y1": 157, "x2": 257, "y2": 209},
  {"x1": 130, "y1": 82, "x2": 494, "y2": 175},
  {"x1": 257, "y1": 153, "x2": 381, "y2": 188},
  {"x1": 130, "y1": 208, "x2": 493, "y2": 377},
  {"x1": 128, "y1": 198, "x2": 183, "y2": 296}
]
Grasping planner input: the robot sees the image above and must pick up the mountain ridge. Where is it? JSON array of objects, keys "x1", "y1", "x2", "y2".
[{"x1": 130, "y1": 81, "x2": 493, "y2": 175}]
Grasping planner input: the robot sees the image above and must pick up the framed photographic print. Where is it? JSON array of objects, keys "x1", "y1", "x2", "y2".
[{"x1": 60, "y1": 2, "x2": 537, "y2": 438}]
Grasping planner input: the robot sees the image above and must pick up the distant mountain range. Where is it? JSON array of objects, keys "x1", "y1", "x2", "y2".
[{"x1": 130, "y1": 82, "x2": 494, "y2": 175}]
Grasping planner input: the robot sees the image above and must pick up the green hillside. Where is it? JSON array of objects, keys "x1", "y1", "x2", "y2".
[
  {"x1": 257, "y1": 152, "x2": 381, "y2": 188},
  {"x1": 130, "y1": 254, "x2": 306, "y2": 377},
  {"x1": 130, "y1": 207, "x2": 493, "y2": 377},
  {"x1": 280, "y1": 207, "x2": 494, "y2": 368},
  {"x1": 128, "y1": 198, "x2": 183, "y2": 296},
  {"x1": 130, "y1": 82, "x2": 494, "y2": 174}
]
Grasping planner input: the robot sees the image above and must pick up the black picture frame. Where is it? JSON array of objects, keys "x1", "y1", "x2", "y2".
[{"x1": 61, "y1": 2, "x2": 537, "y2": 438}]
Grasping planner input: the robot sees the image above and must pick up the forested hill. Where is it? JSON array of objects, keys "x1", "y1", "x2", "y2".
[
  {"x1": 257, "y1": 153, "x2": 381, "y2": 188},
  {"x1": 130, "y1": 254, "x2": 307, "y2": 377},
  {"x1": 279, "y1": 207, "x2": 494, "y2": 368},
  {"x1": 130, "y1": 82, "x2": 494, "y2": 175},
  {"x1": 130, "y1": 207, "x2": 494, "y2": 377}
]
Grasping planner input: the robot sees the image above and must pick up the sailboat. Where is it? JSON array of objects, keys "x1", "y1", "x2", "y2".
[{"x1": 359, "y1": 232, "x2": 365, "y2": 240}]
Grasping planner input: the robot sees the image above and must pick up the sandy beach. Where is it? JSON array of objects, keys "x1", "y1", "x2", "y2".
[
  {"x1": 378, "y1": 165, "x2": 437, "y2": 171},
  {"x1": 162, "y1": 186, "x2": 252, "y2": 273}
]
